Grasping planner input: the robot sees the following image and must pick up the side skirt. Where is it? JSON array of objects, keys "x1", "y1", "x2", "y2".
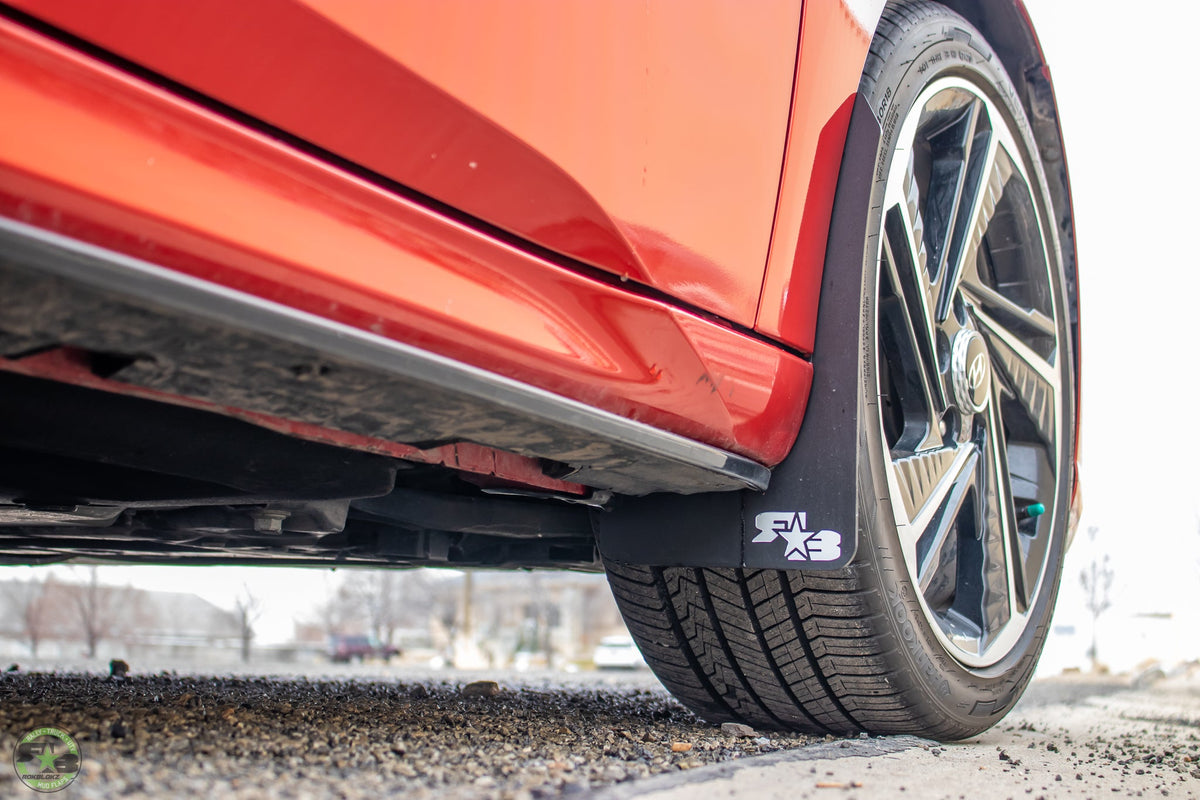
[{"x1": 0, "y1": 217, "x2": 768, "y2": 497}]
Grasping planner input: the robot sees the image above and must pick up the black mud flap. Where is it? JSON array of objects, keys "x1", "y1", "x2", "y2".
[{"x1": 592, "y1": 94, "x2": 882, "y2": 571}]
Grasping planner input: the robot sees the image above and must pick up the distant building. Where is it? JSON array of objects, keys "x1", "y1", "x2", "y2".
[{"x1": 0, "y1": 577, "x2": 240, "y2": 663}]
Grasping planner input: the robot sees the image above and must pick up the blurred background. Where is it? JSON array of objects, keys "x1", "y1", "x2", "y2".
[
  {"x1": 1017, "y1": 0, "x2": 1200, "y2": 675},
  {"x1": 0, "y1": 565, "x2": 631, "y2": 672},
  {"x1": 1, "y1": 0, "x2": 1197, "y2": 678}
]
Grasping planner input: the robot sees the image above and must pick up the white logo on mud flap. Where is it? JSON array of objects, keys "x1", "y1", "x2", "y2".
[{"x1": 752, "y1": 512, "x2": 842, "y2": 562}]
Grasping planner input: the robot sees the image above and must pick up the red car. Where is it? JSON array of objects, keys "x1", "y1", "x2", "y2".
[
  {"x1": 327, "y1": 635, "x2": 399, "y2": 665},
  {"x1": 0, "y1": 0, "x2": 1078, "y2": 739}
]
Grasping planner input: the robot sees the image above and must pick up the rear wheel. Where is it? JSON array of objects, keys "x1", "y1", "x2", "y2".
[{"x1": 603, "y1": 0, "x2": 1074, "y2": 739}]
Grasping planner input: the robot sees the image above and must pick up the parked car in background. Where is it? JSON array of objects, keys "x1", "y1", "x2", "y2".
[
  {"x1": 592, "y1": 636, "x2": 646, "y2": 671},
  {"x1": 327, "y1": 635, "x2": 399, "y2": 664},
  {"x1": 0, "y1": 0, "x2": 1078, "y2": 739}
]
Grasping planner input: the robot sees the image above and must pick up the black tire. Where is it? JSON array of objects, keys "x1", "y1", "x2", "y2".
[{"x1": 604, "y1": 0, "x2": 1075, "y2": 740}]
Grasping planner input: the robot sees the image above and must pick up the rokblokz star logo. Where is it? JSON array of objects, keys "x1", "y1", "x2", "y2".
[
  {"x1": 752, "y1": 512, "x2": 842, "y2": 562},
  {"x1": 12, "y1": 726, "x2": 80, "y2": 792}
]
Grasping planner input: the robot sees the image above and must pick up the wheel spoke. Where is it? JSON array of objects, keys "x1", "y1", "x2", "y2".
[
  {"x1": 938, "y1": 124, "x2": 1000, "y2": 322},
  {"x1": 891, "y1": 445, "x2": 974, "y2": 534},
  {"x1": 978, "y1": 380, "x2": 1022, "y2": 637},
  {"x1": 883, "y1": 163, "x2": 950, "y2": 418},
  {"x1": 886, "y1": 163, "x2": 940, "y2": 335},
  {"x1": 923, "y1": 99, "x2": 983, "y2": 280},
  {"x1": 880, "y1": 236, "x2": 945, "y2": 453},
  {"x1": 974, "y1": 306, "x2": 1059, "y2": 449},
  {"x1": 961, "y1": 274, "x2": 1057, "y2": 339},
  {"x1": 910, "y1": 447, "x2": 977, "y2": 595}
]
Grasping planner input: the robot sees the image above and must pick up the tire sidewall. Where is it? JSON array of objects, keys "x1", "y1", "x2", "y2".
[{"x1": 855, "y1": 10, "x2": 1076, "y2": 737}]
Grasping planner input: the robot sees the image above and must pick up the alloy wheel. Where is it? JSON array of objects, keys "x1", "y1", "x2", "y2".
[{"x1": 876, "y1": 76, "x2": 1065, "y2": 668}]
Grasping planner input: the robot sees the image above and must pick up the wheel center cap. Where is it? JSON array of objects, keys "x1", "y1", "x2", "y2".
[{"x1": 951, "y1": 329, "x2": 991, "y2": 414}]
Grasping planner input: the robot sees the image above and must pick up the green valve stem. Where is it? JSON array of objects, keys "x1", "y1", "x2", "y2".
[{"x1": 1016, "y1": 502, "x2": 1045, "y2": 521}]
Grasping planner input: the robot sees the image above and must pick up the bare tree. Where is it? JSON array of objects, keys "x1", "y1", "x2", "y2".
[
  {"x1": 234, "y1": 584, "x2": 264, "y2": 663},
  {"x1": 2, "y1": 574, "x2": 57, "y2": 657},
  {"x1": 341, "y1": 570, "x2": 438, "y2": 646},
  {"x1": 312, "y1": 574, "x2": 358, "y2": 638},
  {"x1": 67, "y1": 566, "x2": 126, "y2": 658},
  {"x1": 1079, "y1": 525, "x2": 1114, "y2": 672},
  {"x1": 393, "y1": 570, "x2": 437, "y2": 631},
  {"x1": 518, "y1": 572, "x2": 553, "y2": 658},
  {"x1": 352, "y1": 572, "x2": 401, "y2": 647}
]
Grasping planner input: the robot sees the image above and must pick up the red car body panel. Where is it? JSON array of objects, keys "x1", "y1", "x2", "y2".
[
  {"x1": 8, "y1": 0, "x2": 808, "y2": 330},
  {"x1": 757, "y1": 0, "x2": 875, "y2": 352},
  {"x1": 0, "y1": 17, "x2": 813, "y2": 469},
  {"x1": 0, "y1": 1, "x2": 1075, "y2": 510}
]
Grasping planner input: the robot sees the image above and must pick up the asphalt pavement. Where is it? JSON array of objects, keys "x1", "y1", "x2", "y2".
[{"x1": 600, "y1": 669, "x2": 1200, "y2": 800}]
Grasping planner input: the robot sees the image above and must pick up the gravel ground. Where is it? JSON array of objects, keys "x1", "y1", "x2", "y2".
[
  {"x1": 2, "y1": 665, "x2": 1197, "y2": 799},
  {"x1": 0, "y1": 667, "x2": 815, "y2": 799}
]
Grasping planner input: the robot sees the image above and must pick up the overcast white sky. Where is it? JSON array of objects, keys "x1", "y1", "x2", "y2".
[
  {"x1": 3, "y1": 1, "x2": 1198, "y2": 667},
  {"x1": 1020, "y1": 0, "x2": 1200, "y2": 670}
]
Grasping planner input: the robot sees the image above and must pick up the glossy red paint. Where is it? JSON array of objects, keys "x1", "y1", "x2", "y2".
[
  {"x1": 756, "y1": 0, "x2": 883, "y2": 353},
  {"x1": 0, "y1": 18, "x2": 811, "y2": 467},
  {"x1": 8, "y1": 0, "x2": 803, "y2": 328}
]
